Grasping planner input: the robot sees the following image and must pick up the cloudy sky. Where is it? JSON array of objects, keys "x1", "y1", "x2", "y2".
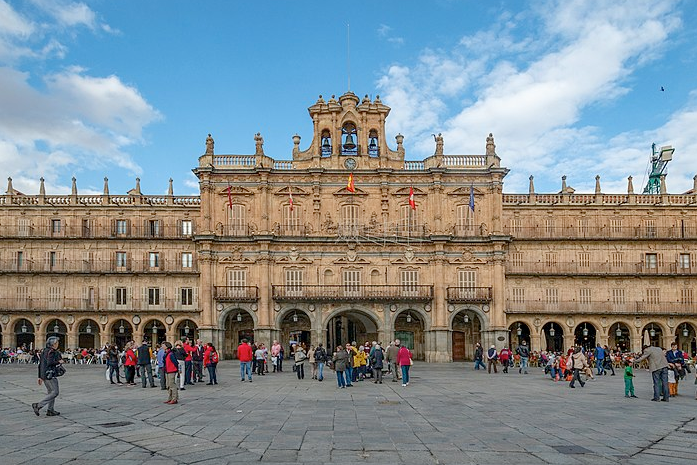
[{"x1": 1, "y1": 0, "x2": 696, "y2": 196}]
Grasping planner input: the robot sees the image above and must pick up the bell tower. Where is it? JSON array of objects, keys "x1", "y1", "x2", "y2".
[{"x1": 291, "y1": 91, "x2": 405, "y2": 169}]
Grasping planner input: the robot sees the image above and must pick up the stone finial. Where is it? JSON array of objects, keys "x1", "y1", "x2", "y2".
[
  {"x1": 627, "y1": 176, "x2": 634, "y2": 194},
  {"x1": 316, "y1": 94, "x2": 325, "y2": 104},
  {"x1": 395, "y1": 133, "x2": 405, "y2": 156},
  {"x1": 168, "y1": 178, "x2": 173, "y2": 196},
  {"x1": 205, "y1": 133, "x2": 214, "y2": 155},
  {"x1": 103, "y1": 177, "x2": 109, "y2": 196},
  {"x1": 39, "y1": 177, "x2": 45, "y2": 196},
  {"x1": 433, "y1": 133, "x2": 444, "y2": 156},
  {"x1": 528, "y1": 175, "x2": 535, "y2": 195},
  {"x1": 134, "y1": 177, "x2": 141, "y2": 195},
  {"x1": 374, "y1": 95, "x2": 382, "y2": 104},
  {"x1": 693, "y1": 175, "x2": 697, "y2": 193},
  {"x1": 659, "y1": 174, "x2": 667, "y2": 195},
  {"x1": 254, "y1": 132, "x2": 265, "y2": 156},
  {"x1": 561, "y1": 175, "x2": 567, "y2": 192},
  {"x1": 292, "y1": 134, "x2": 301, "y2": 156},
  {"x1": 595, "y1": 175, "x2": 601, "y2": 194},
  {"x1": 6, "y1": 177, "x2": 13, "y2": 195},
  {"x1": 71, "y1": 177, "x2": 77, "y2": 196},
  {"x1": 486, "y1": 133, "x2": 496, "y2": 156}
]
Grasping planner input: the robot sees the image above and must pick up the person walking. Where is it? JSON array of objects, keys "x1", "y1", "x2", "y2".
[
  {"x1": 308, "y1": 345, "x2": 317, "y2": 379},
  {"x1": 192, "y1": 339, "x2": 204, "y2": 383},
  {"x1": 255, "y1": 343, "x2": 267, "y2": 376},
  {"x1": 474, "y1": 343, "x2": 486, "y2": 370},
  {"x1": 569, "y1": 346, "x2": 588, "y2": 388},
  {"x1": 486, "y1": 345, "x2": 499, "y2": 374},
  {"x1": 603, "y1": 345, "x2": 616, "y2": 376},
  {"x1": 623, "y1": 359, "x2": 637, "y2": 398},
  {"x1": 137, "y1": 340, "x2": 155, "y2": 388},
  {"x1": 385, "y1": 341, "x2": 401, "y2": 382},
  {"x1": 332, "y1": 345, "x2": 349, "y2": 389},
  {"x1": 32, "y1": 336, "x2": 64, "y2": 417},
  {"x1": 163, "y1": 342, "x2": 180, "y2": 405},
  {"x1": 370, "y1": 343, "x2": 384, "y2": 383},
  {"x1": 182, "y1": 338, "x2": 195, "y2": 386},
  {"x1": 271, "y1": 340, "x2": 282, "y2": 373},
  {"x1": 173, "y1": 341, "x2": 187, "y2": 390},
  {"x1": 294, "y1": 344, "x2": 307, "y2": 380},
  {"x1": 516, "y1": 340, "x2": 530, "y2": 374},
  {"x1": 123, "y1": 342, "x2": 137, "y2": 386},
  {"x1": 237, "y1": 339, "x2": 253, "y2": 382},
  {"x1": 397, "y1": 344, "x2": 413, "y2": 386},
  {"x1": 635, "y1": 344, "x2": 670, "y2": 402},
  {"x1": 107, "y1": 344, "x2": 122, "y2": 385},
  {"x1": 204, "y1": 343, "x2": 219, "y2": 385},
  {"x1": 156, "y1": 343, "x2": 167, "y2": 390},
  {"x1": 594, "y1": 344, "x2": 605, "y2": 376},
  {"x1": 499, "y1": 346, "x2": 512, "y2": 374},
  {"x1": 313, "y1": 344, "x2": 327, "y2": 381}
]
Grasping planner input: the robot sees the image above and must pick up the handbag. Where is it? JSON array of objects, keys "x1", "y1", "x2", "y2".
[
  {"x1": 409, "y1": 357, "x2": 413, "y2": 366},
  {"x1": 45, "y1": 364, "x2": 66, "y2": 380}
]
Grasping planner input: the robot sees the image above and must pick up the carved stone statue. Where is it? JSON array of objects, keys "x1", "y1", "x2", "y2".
[
  {"x1": 368, "y1": 212, "x2": 378, "y2": 231},
  {"x1": 272, "y1": 222, "x2": 280, "y2": 235},
  {"x1": 323, "y1": 212, "x2": 336, "y2": 233},
  {"x1": 479, "y1": 222, "x2": 488, "y2": 236},
  {"x1": 254, "y1": 132, "x2": 265, "y2": 156},
  {"x1": 206, "y1": 133, "x2": 214, "y2": 155},
  {"x1": 433, "y1": 133, "x2": 444, "y2": 156},
  {"x1": 304, "y1": 222, "x2": 314, "y2": 235}
]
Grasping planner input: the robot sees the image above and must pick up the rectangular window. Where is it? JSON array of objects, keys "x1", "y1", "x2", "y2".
[
  {"x1": 227, "y1": 269, "x2": 247, "y2": 298},
  {"x1": 679, "y1": 253, "x2": 691, "y2": 269},
  {"x1": 610, "y1": 252, "x2": 623, "y2": 268},
  {"x1": 510, "y1": 252, "x2": 523, "y2": 268},
  {"x1": 646, "y1": 288, "x2": 660, "y2": 305},
  {"x1": 342, "y1": 205, "x2": 360, "y2": 235},
  {"x1": 510, "y1": 218, "x2": 521, "y2": 235},
  {"x1": 16, "y1": 251, "x2": 24, "y2": 270},
  {"x1": 342, "y1": 269, "x2": 361, "y2": 296},
  {"x1": 181, "y1": 252, "x2": 193, "y2": 268},
  {"x1": 49, "y1": 251, "x2": 57, "y2": 269},
  {"x1": 645, "y1": 253, "x2": 658, "y2": 269},
  {"x1": 181, "y1": 288, "x2": 194, "y2": 306},
  {"x1": 51, "y1": 219, "x2": 61, "y2": 235},
  {"x1": 457, "y1": 205, "x2": 473, "y2": 234},
  {"x1": 148, "y1": 288, "x2": 160, "y2": 306},
  {"x1": 282, "y1": 205, "x2": 302, "y2": 234},
  {"x1": 17, "y1": 286, "x2": 29, "y2": 302},
  {"x1": 116, "y1": 287, "x2": 127, "y2": 306},
  {"x1": 18, "y1": 218, "x2": 31, "y2": 237},
  {"x1": 681, "y1": 288, "x2": 694, "y2": 305},
  {"x1": 148, "y1": 220, "x2": 160, "y2": 237},
  {"x1": 285, "y1": 269, "x2": 304, "y2": 296},
  {"x1": 544, "y1": 218, "x2": 555, "y2": 237},
  {"x1": 577, "y1": 218, "x2": 589, "y2": 236},
  {"x1": 229, "y1": 204, "x2": 246, "y2": 236},
  {"x1": 116, "y1": 251, "x2": 127, "y2": 267},
  {"x1": 610, "y1": 218, "x2": 622, "y2": 235},
  {"x1": 644, "y1": 219, "x2": 656, "y2": 238},
  {"x1": 512, "y1": 288, "x2": 525, "y2": 304},
  {"x1": 49, "y1": 286, "x2": 61, "y2": 309},
  {"x1": 116, "y1": 219, "x2": 128, "y2": 235},
  {"x1": 399, "y1": 205, "x2": 419, "y2": 235},
  {"x1": 401, "y1": 269, "x2": 419, "y2": 296},
  {"x1": 148, "y1": 252, "x2": 159, "y2": 268},
  {"x1": 578, "y1": 253, "x2": 590, "y2": 268},
  {"x1": 545, "y1": 288, "x2": 558, "y2": 304},
  {"x1": 545, "y1": 252, "x2": 557, "y2": 268},
  {"x1": 82, "y1": 219, "x2": 91, "y2": 237},
  {"x1": 579, "y1": 288, "x2": 592, "y2": 304},
  {"x1": 612, "y1": 288, "x2": 626, "y2": 305},
  {"x1": 181, "y1": 220, "x2": 193, "y2": 236}
]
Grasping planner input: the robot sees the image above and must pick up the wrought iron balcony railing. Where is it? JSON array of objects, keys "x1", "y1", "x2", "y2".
[
  {"x1": 213, "y1": 286, "x2": 259, "y2": 302},
  {"x1": 446, "y1": 287, "x2": 493, "y2": 303},
  {"x1": 272, "y1": 285, "x2": 433, "y2": 302}
]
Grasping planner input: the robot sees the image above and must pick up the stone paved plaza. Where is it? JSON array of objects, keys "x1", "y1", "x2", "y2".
[{"x1": 1, "y1": 361, "x2": 697, "y2": 464}]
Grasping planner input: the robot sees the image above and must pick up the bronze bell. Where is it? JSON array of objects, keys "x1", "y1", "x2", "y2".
[
  {"x1": 321, "y1": 137, "x2": 331, "y2": 150},
  {"x1": 343, "y1": 134, "x2": 356, "y2": 150},
  {"x1": 368, "y1": 138, "x2": 377, "y2": 151}
]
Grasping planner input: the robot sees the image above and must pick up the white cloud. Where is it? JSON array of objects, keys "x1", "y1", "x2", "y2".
[
  {"x1": 0, "y1": 0, "x2": 34, "y2": 37},
  {"x1": 376, "y1": 0, "x2": 689, "y2": 193},
  {"x1": 30, "y1": 0, "x2": 97, "y2": 29}
]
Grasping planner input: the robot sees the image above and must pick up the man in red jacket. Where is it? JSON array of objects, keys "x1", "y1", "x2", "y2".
[
  {"x1": 237, "y1": 339, "x2": 253, "y2": 382},
  {"x1": 163, "y1": 342, "x2": 180, "y2": 405}
]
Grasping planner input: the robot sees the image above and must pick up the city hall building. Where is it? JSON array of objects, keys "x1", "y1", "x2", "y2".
[{"x1": 1, "y1": 91, "x2": 696, "y2": 361}]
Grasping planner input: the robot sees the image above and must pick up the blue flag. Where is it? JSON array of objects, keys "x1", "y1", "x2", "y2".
[{"x1": 469, "y1": 184, "x2": 475, "y2": 211}]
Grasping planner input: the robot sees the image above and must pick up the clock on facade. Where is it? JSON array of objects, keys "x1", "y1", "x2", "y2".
[{"x1": 344, "y1": 158, "x2": 357, "y2": 170}]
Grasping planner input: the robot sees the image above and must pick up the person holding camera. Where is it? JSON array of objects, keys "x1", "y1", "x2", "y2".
[{"x1": 32, "y1": 336, "x2": 64, "y2": 417}]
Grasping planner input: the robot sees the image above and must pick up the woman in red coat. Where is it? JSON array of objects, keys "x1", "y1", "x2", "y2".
[
  {"x1": 204, "y1": 343, "x2": 219, "y2": 385},
  {"x1": 124, "y1": 341, "x2": 137, "y2": 386},
  {"x1": 396, "y1": 345, "x2": 413, "y2": 386}
]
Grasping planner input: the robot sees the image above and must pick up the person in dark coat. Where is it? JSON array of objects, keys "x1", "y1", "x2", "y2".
[
  {"x1": 32, "y1": 336, "x2": 64, "y2": 417},
  {"x1": 370, "y1": 343, "x2": 384, "y2": 383}
]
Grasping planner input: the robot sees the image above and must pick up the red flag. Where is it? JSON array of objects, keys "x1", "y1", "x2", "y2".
[
  {"x1": 227, "y1": 184, "x2": 232, "y2": 209},
  {"x1": 409, "y1": 186, "x2": 416, "y2": 210},
  {"x1": 347, "y1": 173, "x2": 355, "y2": 193},
  {"x1": 288, "y1": 185, "x2": 294, "y2": 211}
]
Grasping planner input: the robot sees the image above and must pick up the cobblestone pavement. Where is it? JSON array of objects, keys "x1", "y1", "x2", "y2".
[{"x1": 1, "y1": 361, "x2": 696, "y2": 464}]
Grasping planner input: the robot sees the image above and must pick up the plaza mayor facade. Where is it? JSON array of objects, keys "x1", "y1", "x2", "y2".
[{"x1": 1, "y1": 91, "x2": 696, "y2": 361}]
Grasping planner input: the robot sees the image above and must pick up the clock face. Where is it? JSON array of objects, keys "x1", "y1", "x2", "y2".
[{"x1": 344, "y1": 158, "x2": 357, "y2": 170}]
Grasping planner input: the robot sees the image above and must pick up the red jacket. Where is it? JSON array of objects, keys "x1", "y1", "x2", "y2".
[
  {"x1": 164, "y1": 350, "x2": 179, "y2": 373},
  {"x1": 237, "y1": 343, "x2": 253, "y2": 362},
  {"x1": 125, "y1": 349, "x2": 137, "y2": 366},
  {"x1": 396, "y1": 347, "x2": 412, "y2": 366},
  {"x1": 183, "y1": 343, "x2": 194, "y2": 361},
  {"x1": 204, "y1": 347, "x2": 218, "y2": 366}
]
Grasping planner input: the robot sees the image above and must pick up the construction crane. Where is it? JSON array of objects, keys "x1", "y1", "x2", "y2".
[{"x1": 642, "y1": 143, "x2": 674, "y2": 194}]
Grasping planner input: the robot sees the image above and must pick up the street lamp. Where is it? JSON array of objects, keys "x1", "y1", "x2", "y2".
[
  {"x1": 85, "y1": 322, "x2": 92, "y2": 334},
  {"x1": 516, "y1": 324, "x2": 522, "y2": 336},
  {"x1": 152, "y1": 322, "x2": 158, "y2": 334},
  {"x1": 406, "y1": 313, "x2": 412, "y2": 323},
  {"x1": 683, "y1": 324, "x2": 689, "y2": 338},
  {"x1": 184, "y1": 322, "x2": 190, "y2": 335},
  {"x1": 292, "y1": 312, "x2": 298, "y2": 323},
  {"x1": 649, "y1": 324, "x2": 656, "y2": 338},
  {"x1": 582, "y1": 323, "x2": 589, "y2": 337},
  {"x1": 615, "y1": 324, "x2": 622, "y2": 337},
  {"x1": 549, "y1": 326, "x2": 555, "y2": 337},
  {"x1": 463, "y1": 313, "x2": 469, "y2": 323},
  {"x1": 119, "y1": 321, "x2": 125, "y2": 334},
  {"x1": 21, "y1": 321, "x2": 28, "y2": 333},
  {"x1": 53, "y1": 321, "x2": 59, "y2": 334},
  {"x1": 236, "y1": 312, "x2": 242, "y2": 322}
]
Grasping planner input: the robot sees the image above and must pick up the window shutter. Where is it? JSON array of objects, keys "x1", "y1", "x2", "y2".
[
  {"x1": 44, "y1": 251, "x2": 50, "y2": 271},
  {"x1": 161, "y1": 287, "x2": 166, "y2": 306},
  {"x1": 158, "y1": 220, "x2": 163, "y2": 237},
  {"x1": 658, "y1": 253, "x2": 664, "y2": 267},
  {"x1": 127, "y1": 286, "x2": 132, "y2": 306},
  {"x1": 193, "y1": 287, "x2": 198, "y2": 307},
  {"x1": 108, "y1": 286, "x2": 115, "y2": 306},
  {"x1": 126, "y1": 219, "x2": 131, "y2": 236}
]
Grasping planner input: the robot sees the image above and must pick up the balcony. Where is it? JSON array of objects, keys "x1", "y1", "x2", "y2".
[
  {"x1": 506, "y1": 261, "x2": 696, "y2": 276},
  {"x1": 505, "y1": 300, "x2": 697, "y2": 315},
  {"x1": 446, "y1": 287, "x2": 493, "y2": 303},
  {"x1": 0, "y1": 224, "x2": 197, "y2": 239},
  {"x1": 271, "y1": 285, "x2": 433, "y2": 302},
  {"x1": 0, "y1": 298, "x2": 199, "y2": 312},
  {"x1": 213, "y1": 286, "x2": 259, "y2": 302},
  {"x1": 0, "y1": 259, "x2": 198, "y2": 274},
  {"x1": 503, "y1": 225, "x2": 697, "y2": 240}
]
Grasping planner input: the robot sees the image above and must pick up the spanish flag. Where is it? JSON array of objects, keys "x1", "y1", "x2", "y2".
[
  {"x1": 288, "y1": 185, "x2": 294, "y2": 211},
  {"x1": 409, "y1": 186, "x2": 416, "y2": 210},
  {"x1": 347, "y1": 173, "x2": 356, "y2": 193}
]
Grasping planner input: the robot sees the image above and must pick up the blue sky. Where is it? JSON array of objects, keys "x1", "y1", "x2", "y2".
[{"x1": 1, "y1": 0, "x2": 697, "y2": 196}]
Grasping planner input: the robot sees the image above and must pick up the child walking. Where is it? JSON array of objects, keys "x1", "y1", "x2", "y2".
[{"x1": 624, "y1": 359, "x2": 637, "y2": 398}]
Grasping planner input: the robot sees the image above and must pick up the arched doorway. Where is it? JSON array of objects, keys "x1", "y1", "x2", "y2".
[
  {"x1": 224, "y1": 309, "x2": 254, "y2": 359},
  {"x1": 542, "y1": 322, "x2": 564, "y2": 352},
  {"x1": 280, "y1": 310, "x2": 311, "y2": 351},
  {"x1": 642, "y1": 323, "x2": 663, "y2": 347},
  {"x1": 144, "y1": 319, "x2": 167, "y2": 345},
  {"x1": 609, "y1": 322, "x2": 631, "y2": 352},
  {"x1": 325, "y1": 310, "x2": 378, "y2": 351},
  {"x1": 112, "y1": 319, "x2": 133, "y2": 349},
  {"x1": 46, "y1": 319, "x2": 68, "y2": 351},
  {"x1": 574, "y1": 322, "x2": 596, "y2": 351},
  {"x1": 14, "y1": 319, "x2": 34, "y2": 349},
  {"x1": 509, "y1": 321, "x2": 531, "y2": 351},
  {"x1": 675, "y1": 323, "x2": 696, "y2": 356},
  {"x1": 451, "y1": 310, "x2": 482, "y2": 361},
  {"x1": 177, "y1": 319, "x2": 198, "y2": 341},
  {"x1": 394, "y1": 310, "x2": 425, "y2": 360},
  {"x1": 78, "y1": 319, "x2": 100, "y2": 349}
]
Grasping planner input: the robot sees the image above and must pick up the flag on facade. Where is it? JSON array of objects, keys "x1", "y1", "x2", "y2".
[
  {"x1": 288, "y1": 185, "x2": 294, "y2": 211},
  {"x1": 227, "y1": 184, "x2": 233, "y2": 209},
  {"x1": 469, "y1": 183, "x2": 475, "y2": 211},
  {"x1": 409, "y1": 186, "x2": 416, "y2": 210},
  {"x1": 347, "y1": 173, "x2": 356, "y2": 193}
]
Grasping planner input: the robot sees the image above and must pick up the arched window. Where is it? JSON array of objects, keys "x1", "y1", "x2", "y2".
[{"x1": 341, "y1": 123, "x2": 357, "y2": 155}]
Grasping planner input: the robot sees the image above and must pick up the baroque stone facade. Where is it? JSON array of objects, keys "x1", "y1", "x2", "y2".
[{"x1": 1, "y1": 91, "x2": 696, "y2": 361}]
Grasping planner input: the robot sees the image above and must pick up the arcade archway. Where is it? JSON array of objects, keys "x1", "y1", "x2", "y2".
[
  {"x1": 574, "y1": 322, "x2": 596, "y2": 351},
  {"x1": 46, "y1": 319, "x2": 68, "y2": 351},
  {"x1": 508, "y1": 321, "x2": 531, "y2": 351},
  {"x1": 14, "y1": 319, "x2": 34, "y2": 349},
  {"x1": 451, "y1": 310, "x2": 482, "y2": 361},
  {"x1": 177, "y1": 319, "x2": 198, "y2": 341},
  {"x1": 675, "y1": 322, "x2": 696, "y2": 355},
  {"x1": 325, "y1": 309, "x2": 378, "y2": 352},
  {"x1": 542, "y1": 322, "x2": 564, "y2": 352},
  {"x1": 78, "y1": 319, "x2": 100, "y2": 349},
  {"x1": 224, "y1": 309, "x2": 255, "y2": 359},
  {"x1": 111, "y1": 319, "x2": 133, "y2": 349},
  {"x1": 144, "y1": 319, "x2": 167, "y2": 344},
  {"x1": 394, "y1": 310, "x2": 425, "y2": 360},
  {"x1": 642, "y1": 323, "x2": 663, "y2": 347},
  {"x1": 609, "y1": 322, "x2": 632, "y2": 352},
  {"x1": 279, "y1": 310, "x2": 311, "y2": 350}
]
